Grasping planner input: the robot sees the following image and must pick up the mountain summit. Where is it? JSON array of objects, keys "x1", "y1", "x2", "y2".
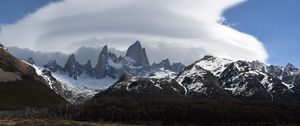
[
  {"x1": 94, "y1": 45, "x2": 109, "y2": 79},
  {"x1": 125, "y1": 40, "x2": 149, "y2": 66}
]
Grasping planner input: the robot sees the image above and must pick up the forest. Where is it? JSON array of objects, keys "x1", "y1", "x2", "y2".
[{"x1": 1, "y1": 96, "x2": 299, "y2": 126}]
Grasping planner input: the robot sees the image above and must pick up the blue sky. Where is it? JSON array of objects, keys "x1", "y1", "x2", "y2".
[
  {"x1": 224, "y1": 0, "x2": 300, "y2": 66},
  {"x1": 0, "y1": 0, "x2": 299, "y2": 66},
  {"x1": 0, "y1": 0, "x2": 60, "y2": 24}
]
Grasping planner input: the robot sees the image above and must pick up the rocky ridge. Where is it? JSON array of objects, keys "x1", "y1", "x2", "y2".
[{"x1": 99, "y1": 55, "x2": 300, "y2": 102}]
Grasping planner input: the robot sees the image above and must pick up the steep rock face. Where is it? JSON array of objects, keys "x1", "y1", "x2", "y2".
[
  {"x1": 106, "y1": 52, "x2": 124, "y2": 79},
  {"x1": 64, "y1": 54, "x2": 83, "y2": 79},
  {"x1": 282, "y1": 63, "x2": 300, "y2": 88},
  {"x1": 267, "y1": 65, "x2": 283, "y2": 78},
  {"x1": 94, "y1": 45, "x2": 108, "y2": 79},
  {"x1": 151, "y1": 59, "x2": 185, "y2": 74},
  {"x1": 171, "y1": 63, "x2": 185, "y2": 73},
  {"x1": 196, "y1": 55, "x2": 297, "y2": 101},
  {"x1": 250, "y1": 61, "x2": 267, "y2": 72},
  {"x1": 219, "y1": 61, "x2": 292, "y2": 101},
  {"x1": 44, "y1": 60, "x2": 64, "y2": 72},
  {"x1": 249, "y1": 62, "x2": 300, "y2": 89},
  {"x1": 259, "y1": 63, "x2": 300, "y2": 94},
  {"x1": 219, "y1": 61, "x2": 271, "y2": 100},
  {"x1": 125, "y1": 41, "x2": 149, "y2": 66},
  {"x1": 83, "y1": 60, "x2": 93, "y2": 76},
  {"x1": 176, "y1": 62, "x2": 231, "y2": 99},
  {"x1": 152, "y1": 59, "x2": 172, "y2": 71},
  {"x1": 276, "y1": 64, "x2": 300, "y2": 100}
]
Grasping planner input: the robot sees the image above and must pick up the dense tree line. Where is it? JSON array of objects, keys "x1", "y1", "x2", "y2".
[
  {"x1": 1, "y1": 96, "x2": 300, "y2": 125},
  {"x1": 50, "y1": 97, "x2": 300, "y2": 125}
]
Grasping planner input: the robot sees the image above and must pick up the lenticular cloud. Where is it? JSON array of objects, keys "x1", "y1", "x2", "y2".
[{"x1": 0, "y1": 0, "x2": 268, "y2": 64}]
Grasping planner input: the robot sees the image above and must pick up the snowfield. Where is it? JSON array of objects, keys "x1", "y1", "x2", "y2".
[{"x1": 31, "y1": 64, "x2": 117, "y2": 103}]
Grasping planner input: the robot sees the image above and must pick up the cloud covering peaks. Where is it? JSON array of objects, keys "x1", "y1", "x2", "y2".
[{"x1": 0, "y1": 0, "x2": 268, "y2": 64}]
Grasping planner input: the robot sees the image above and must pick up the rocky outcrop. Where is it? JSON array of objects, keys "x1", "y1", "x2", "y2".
[
  {"x1": 152, "y1": 59, "x2": 172, "y2": 70},
  {"x1": 125, "y1": 40, "x2": 149, "y2": 66},
  {"x1": 282, "y1": 63, "x2": 300, "y2": 88},
  {"x1": 64, "y1": 54, "x2": 83, "y2": 79},
  {"x1": 171, "y1": 63, "x2": 185, "y2": 73},
  {"x1": 83, "y1": 60, "x2": 93, "y2": 76},
  {"x1": 94, "y1": 45, "x2": 108, "y2": 79},
  {"x1": 44, "y1": 60, "x2": 64, "y2": 72},
  {"x1": 152, "y1": 59, "x2": 185, "y2": 73}
]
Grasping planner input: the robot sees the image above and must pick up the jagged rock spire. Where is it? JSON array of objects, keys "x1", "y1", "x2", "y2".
[
  {"x1": 64, "y1": 54, "x2": 76, "y2": 70},
  {"x1": 161, "y1": 59, "x2": 171, "y2": 67},
  {"x1": 125, "y1": 40, "x2": 149, "y2": 66},
  {"x1": 64, "y1": 54, "x2": 82, "y2": 79},
  {"x1": 94, "y1": 45, "x2": 108, "y2": 79},
  {"x1": 84, "y1": 60, "x2": 93, "y2": 75}
]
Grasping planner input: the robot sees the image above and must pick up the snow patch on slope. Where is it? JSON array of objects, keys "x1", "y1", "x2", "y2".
[
  {"x1": 187, "y1": 82, "x2": 205, "y2": 92},
  {"x1": 176, "y1": 64, "x2": 208, "y2": 94},
  {"x1": 51, "y1": 72, "x2": 117, "y2": 96},
  {"x1": 31, "y1": 64, "x2": 117, "y2": 103},
  {"x1": 149, "y1": 68, "x2": 176, "y2": 79},
  {"x1": 196, "y1": 56, "x2": 233, "y2": 77}
]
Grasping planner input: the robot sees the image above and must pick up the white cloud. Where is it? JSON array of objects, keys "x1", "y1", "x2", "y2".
[{"x1": 0, "y1": 0, "x2": 268, "y2": 64}]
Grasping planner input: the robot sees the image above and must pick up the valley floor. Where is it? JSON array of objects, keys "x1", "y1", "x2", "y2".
[{"x1": 0, "y1": 117, "x2": 138, "y2": 126}]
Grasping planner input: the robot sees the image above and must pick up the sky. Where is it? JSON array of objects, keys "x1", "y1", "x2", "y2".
[
  {"x1": 223, "y1": 0, "x2": 300, "y2": 67},
  {"x1": 0, "y1": 0, "x2": 298, "y2": 66}
]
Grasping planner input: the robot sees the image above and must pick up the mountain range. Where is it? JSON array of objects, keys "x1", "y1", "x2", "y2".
[
  {"x1": 17, "y1": 41, "x2": 185, "y2": 103},
  {"x1": 1, "y1": 41, "x2": 300, "y2": 105},
  {"x1": 96, "y1": 55, "x2": 300, "y2": 102}
]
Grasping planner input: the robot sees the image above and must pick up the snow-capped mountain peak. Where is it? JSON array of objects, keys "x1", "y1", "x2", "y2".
[{"x1": 195, "y1": 55, "x2": 233, "y2": 77}]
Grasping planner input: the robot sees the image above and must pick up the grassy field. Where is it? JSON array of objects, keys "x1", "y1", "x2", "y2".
[{"x1": 0, "y1": 118, "x2": 139, "y2": 126}]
